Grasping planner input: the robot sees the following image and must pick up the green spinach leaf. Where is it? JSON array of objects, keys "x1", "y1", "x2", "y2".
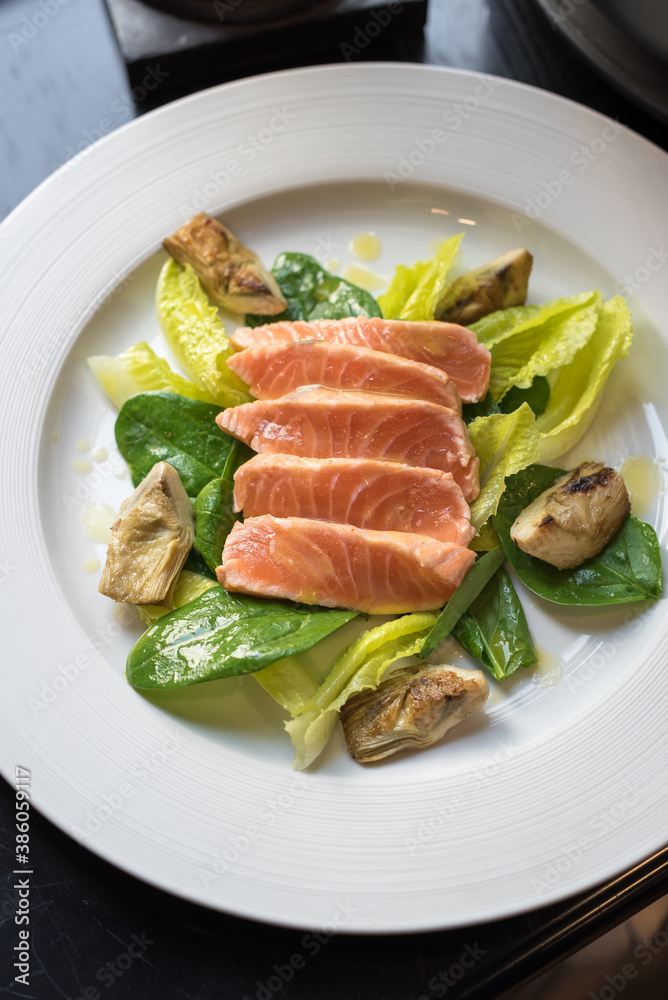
[
  {"x1": 115, "y1": 391, "x2": 239, "y2": 497},
  {"x1": 193, "y1": 478, "x2": 239, "y2": 574},
  {"x1": 453, "y1": 568, "x2": 536, "y2": 680},
  {"x1": 126, "y1": 587, "x2": 358, "y2": 689},
  {"x1": 421, "y1": 547, "x2": 505, "y2": 657},
  {"x1": 462, "y1": 391, "x2": 500, "y2": 425},
  {"x1": 499, "y1": 375, "x2": 550, "y2": 417},
  {"x1": 246, "y1": 252, "x2": 381, "y2": 326},
  {"x1": 493, "y1": 464, "x2": 663, "y2": 605}
]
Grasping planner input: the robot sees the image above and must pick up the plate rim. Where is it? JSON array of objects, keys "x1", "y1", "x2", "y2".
[{"x1": 1, "y1": 60, "x2": 667, "y2": 933}]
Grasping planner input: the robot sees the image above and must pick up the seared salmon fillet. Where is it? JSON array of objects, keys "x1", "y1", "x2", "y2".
[
  {"x1": 226, "y1": 341, "x2": 462, "y2": 412},
  {"x1": 217, "y1": 387, "x2": 480, "y2": 500},
  {"x1": 217, "y1": 516, "x2": 476, "y2": 613},
  {"x1": 230, "y1": 316, "x2": 491, "y2": 402},
  {"x1": 233, "y1": 454, "x2": 476, "y2": 546}
]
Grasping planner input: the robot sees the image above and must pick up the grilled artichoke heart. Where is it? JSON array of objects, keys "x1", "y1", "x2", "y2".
[
  {"x1": 163, "y1": 213, "x2": 287, "y2": 315},
  {"x1": 510, "y1": 461, "x2": 631, "y2": 570},
  {"x1": 99, "y1": 461, "x2": 195, "y2": 609},
  {"x1": 340, "y1": 663, "x2": 489, "y2": 763},
  {"x1": 434, "y1": 247, "x2": 533, "y2": 325}
]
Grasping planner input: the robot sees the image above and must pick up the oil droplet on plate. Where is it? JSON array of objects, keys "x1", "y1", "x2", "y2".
[
  {"x1": 618, "y1": 455, "x2": 665, "y2": 518},
  {"x1": 342, "y1": 263, "x2": 386, "y2": 292},
  {"x1": 325, "y1": 258, "x2": 340, "y2": 272},
  {"x1": 349, "y1": 232, "x2": 382, "y2": 261},
  {"x1": 71, "y1": 458, "x2": 93, "y2": 474},
  {"x1": 80, "y1": 503, "x2": 116, "y2": 544},
  {"x1": 92, "y1": 446, "x2": 108, "y2": 463},
  {"x1": 81, "y1": 557, "x2": 100, "y2": 573},
  {"x1": 532, "y1": 647, "x2": 563, "y2": 687},
  {"x1": 75, "y1": 438, "x2": 91, "y2": 453}
]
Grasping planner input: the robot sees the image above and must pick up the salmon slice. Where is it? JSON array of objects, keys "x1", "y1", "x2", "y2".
[
  {"x1": 226, "y1": 341, "x2": 462, "y2": 413},
  {"x1": 217, "y1": 387, "x2": 480, "y2": 500},
  {"x1": 230, "y1": 316, "x2": 491, "y2": 402},
  {"x1": 233, "y1": 454, "x2": 476, "y2": 546},
  {"x1": 217, "y1": 516, "x2": 476, "y2": 613}
]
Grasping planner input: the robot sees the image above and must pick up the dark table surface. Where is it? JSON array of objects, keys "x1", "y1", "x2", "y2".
[{"x1": 1, "y1": 1, "x2": 668, "y2": 997}]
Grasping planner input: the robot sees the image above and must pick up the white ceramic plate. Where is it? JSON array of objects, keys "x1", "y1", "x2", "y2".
[{"x1": 1, "y1": 64, "x2": 667, "y2": 933}]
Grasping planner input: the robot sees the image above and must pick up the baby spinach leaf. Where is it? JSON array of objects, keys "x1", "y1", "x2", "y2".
[
  {"x1": 246, "y1": 252, "x2": 381, "y2": 326},
  {"x1": 493, "y1": 464, "x2": 663, "y2": 605},
  {"x1": 115, "y1": 391, "x2": 240, "y2": 497},
  {"x1": 421, "y1": 547, "x2": 505, "y2": 657},
  {"x1": 126, "y1": 587, "x2": 358, "y2": 689},
  {"x1": 453, "y1": 568, "x2": 536, "y2": 680},
  {"x1": 193, "y1": 478, "x2": 239, "y2": 574},
  {"x1": 499, "y1": 375, "x2": 550, "y2": 417},
  {"x1": 462, "y1": 391, "x2": 500, "y2": 425}
]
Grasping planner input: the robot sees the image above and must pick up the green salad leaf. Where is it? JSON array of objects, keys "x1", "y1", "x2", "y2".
[
  {"x1": 421, "y1": 547, "x2": 506, "y2": 657},
  {"x1": 453, "y1": 567, "x2": 536, "y2": 680},
  {"x1": 246, "y1": 252, "x2": 381, "y2": 325},
  {"x1": 479, "y1": 291, "x2": 602, "y2": 402},
  {"x1": 378, "y1": 234, "x2": 463, "y2": 320},
  {"x1": 134, "y1": 575, "x2": 320, "y2": 716},
  {"x1": 156, "y1": 258, "x2": 251, "y2": 407},
  {"x1": 193, "y1": 478, "x2": 239, "y2": 575},
  {"x1": 126, "y1": 587, "x2": 357, "y2": 689},
  {"x1": 500, "y1": 376, "x2": 550, "y2": 417},
  {"x1": 493, "y1": 464, "x2": 663, "y2": 605},
  {"x1": 137, "y1": 570, "x2": 219, "y2": 625},
  {"x1": 115, "y1": 391, "x2": 241, "y2": 496},
  {"x1": 378, "y1": 233, "x2": 464, "y2": 320},
  {"x1": 88, "y1": 341, "x2": 216, "y2": 409},
  {"x1": 537, "y1": 296, "x2": 633, "y2": 460},
  {"x1": 285, "y1": 613, "x2": 437, "y2": 770},
  {"x1": 468, "y1": 403, "x2": 541, "y2": 532}
]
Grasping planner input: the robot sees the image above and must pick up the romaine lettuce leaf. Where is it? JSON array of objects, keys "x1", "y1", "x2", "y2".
[
  {"x1": 156, "y1": 258, "x2": 251, "y2": 407},
  {"x1": 468, "y1": 403, "x2": 541, "y2": 531},
  {"x1": 481, "y1": 292, "x2": 602, "y2": 401},
  {"x1": 378, "y1": 234, "x2": 463, "y2": 320},
  {"x1": 285, "y1": 613, "x2": 437, "y2": 770},
  {"x1": 88, "y1": 341, "x2": 216, "y2": 409},
  {"x1": 537, "y1": 296, "x2": 633, "y2": 460}
]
